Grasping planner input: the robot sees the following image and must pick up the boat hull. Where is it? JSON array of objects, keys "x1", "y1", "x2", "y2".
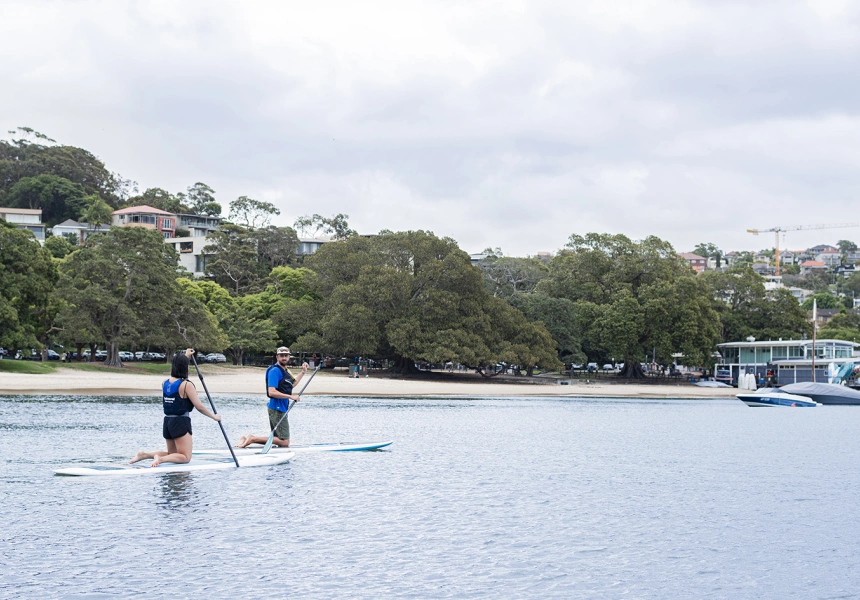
[{"x1": 737, "y1": 391, "x2": 819, "y2": 407}]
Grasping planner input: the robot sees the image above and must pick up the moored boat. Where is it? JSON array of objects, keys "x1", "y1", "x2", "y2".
[
  {"x1": 736, "y1": 388, "x2": 820, "y2": 408},
  {"x1": 779, "y1": 382, "x2": 860, "y2": 405}
]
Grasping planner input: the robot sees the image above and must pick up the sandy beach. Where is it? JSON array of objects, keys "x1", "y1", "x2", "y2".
[{"x1": 0, "y1": 365, "x2": 735, "y2": 398}]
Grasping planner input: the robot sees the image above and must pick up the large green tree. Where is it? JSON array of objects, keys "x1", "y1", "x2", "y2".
[
  {"x1": 303, "y1": 231, "x2": 560, "y2": 374},
  {"x1": 56, "y1": 227, "x2": 188, "y2": 367},
  {"x1": 0, "y1": 220, "x2": 58, "y2": 352},
  {"x1": 0, "y1": 128, "x2": 129, "y2": 206},
  {"x1": 508, "y1": 294, "x2": 585, "y2": 363},
  {"x1": 537, "y1": 233, "x2": 720, "y2": 376},
  {"x1": 184, "y1": 182, "x2": 221, "y2": 216}
]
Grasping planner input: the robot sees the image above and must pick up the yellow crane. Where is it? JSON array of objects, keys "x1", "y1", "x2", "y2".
[{"x1": 746, "y1": 222, "x2": 859, "y2": 275}]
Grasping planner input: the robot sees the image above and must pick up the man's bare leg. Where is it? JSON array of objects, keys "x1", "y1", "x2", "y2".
[{"x1": 236, "y1": 435, "x2": 289, "y2": 448}]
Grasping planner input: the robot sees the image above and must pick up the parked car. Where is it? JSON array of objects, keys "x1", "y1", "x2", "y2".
[
  {"x1": 205, "y1": 353, "x2": 227, "y2": 363},
  {"x1": 150, "y1": 352, "x2": 166, "y2": 360},
  {"x1": 95, "y1": 350, "x2": 107, "y2": 361},
  {"x1": 46, "y1": 349, "x2": 60, "y2": 361},
  {"x1": 602, "y1": 364, "x2": 614, "y2": 370},
  {"x1": 586, "y1": 362, "x2": 598, "y2": 373},
  {"x1": 135, "y1": 351, "x2": 153, "y2": 361},
  {"x1": 118, "y1": 351, "x2": 134, "y2": 361}
]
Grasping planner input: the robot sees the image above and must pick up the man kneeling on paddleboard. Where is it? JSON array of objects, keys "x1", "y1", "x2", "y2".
[
  {"x1": 130, "y1": 349, "x2": 222, "y2": 467},
  {"x1": 236, "y1": 346, "x2": 308, "y2": 449}
]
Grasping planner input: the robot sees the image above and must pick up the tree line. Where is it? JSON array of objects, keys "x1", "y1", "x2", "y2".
[{"x1": 3, "y1": 128, "x2": 854, "y2": 375}]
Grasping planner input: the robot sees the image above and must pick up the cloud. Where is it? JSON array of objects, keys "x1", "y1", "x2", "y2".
[{"x1": 2, "y1": 0, "x2": 860, "y2": 255}]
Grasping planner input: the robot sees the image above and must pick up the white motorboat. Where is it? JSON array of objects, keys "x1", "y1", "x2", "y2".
[{"x1": 736, "y1": 387, "x2": 820, "y2": 408}]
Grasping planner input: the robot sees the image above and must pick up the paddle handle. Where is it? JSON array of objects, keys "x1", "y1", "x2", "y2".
[
  {"x1": 191, "y1": 353, "x2": 240, "y2": 468},
  {"x1": 295, "y1": 363, "x2": 321, "y2": 396}
]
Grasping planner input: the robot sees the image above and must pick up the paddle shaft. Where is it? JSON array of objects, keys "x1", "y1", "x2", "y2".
[{"x1": 191, "y1": 353, "x2": 240, "y2": 468}]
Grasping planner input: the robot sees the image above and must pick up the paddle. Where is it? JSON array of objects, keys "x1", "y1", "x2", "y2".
[
  {"x1": 191, "y1": 352, "x2": 240, "y2": 468},
  {"x1": 260, "y1": 362, "x2": 322, "y2": 454}
]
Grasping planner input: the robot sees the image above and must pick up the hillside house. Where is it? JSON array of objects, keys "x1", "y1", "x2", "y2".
[
  {"x1": 0, "y1": 207, "x2": 45, "y2": 242},
  {"x1": 112, "y1": 206, "x2": 176, "y2": 238},
  {"x1": 679, "y1": 252, "x2": 707, "y2": 273}
]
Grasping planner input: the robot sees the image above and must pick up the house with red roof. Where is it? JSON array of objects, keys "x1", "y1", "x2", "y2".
[
  {"x1": 800, "y1": 260, "x2": 827, "y2": 275},
  {"x1": 112, "y1": 205, "x2": 176, "y2": 238},
  {"x1": 679, "y1": 252, "x2": 707, "y2": 273}
]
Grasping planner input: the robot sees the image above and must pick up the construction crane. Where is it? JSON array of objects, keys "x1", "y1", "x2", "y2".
[{"x1": 746, "y1": 223, "x2": 859, "y2": 275}]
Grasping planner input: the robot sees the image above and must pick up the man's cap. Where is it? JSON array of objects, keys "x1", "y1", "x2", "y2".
[{"x1": 276, "y1": 346, "x2": 291, "y2": 355}]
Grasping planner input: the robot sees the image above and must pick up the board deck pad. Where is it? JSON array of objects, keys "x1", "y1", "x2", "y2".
[
  {"x1": 194, "y1": 441, "x2": 393, "y2": 457},
  {"x1": 55, "y1": 452, "x2": 294, "y2": 476}
]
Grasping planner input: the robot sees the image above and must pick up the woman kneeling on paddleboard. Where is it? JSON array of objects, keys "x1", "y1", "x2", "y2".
[{"x1": 130, "y1": 349, "x2": 221, "y2": 467}]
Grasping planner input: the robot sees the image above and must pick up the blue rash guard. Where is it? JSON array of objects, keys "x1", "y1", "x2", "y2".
[{"x1": 266, "y1": 364, "x2": 295, "y2": 413}]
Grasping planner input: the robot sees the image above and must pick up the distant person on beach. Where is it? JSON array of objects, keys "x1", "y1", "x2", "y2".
[
  {"x1": 236, "y1": 346, "x2": 308, "y2": 449},
  {"x1": 129, "y1": 348, "x2": 221, "y2": 467}
]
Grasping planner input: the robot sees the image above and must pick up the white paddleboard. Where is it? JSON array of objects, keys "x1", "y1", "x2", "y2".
[
  {"x1": 54, "y1": 452, "x2": 294, "y2": 476},
  {"x1": 194, "y1": 441, "x2": 393, "y2": 457}
]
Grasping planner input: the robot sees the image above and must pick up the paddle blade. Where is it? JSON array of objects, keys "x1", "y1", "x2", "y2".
[
  {"x1": 260, "y1": 431, "x2": 275, "y2": 454},
  {"x1": 259, "y1": 399, "x2": 295, "y2": 455}
]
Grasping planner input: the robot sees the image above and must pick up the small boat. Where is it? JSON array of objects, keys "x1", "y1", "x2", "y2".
[
  {"x1": 779, "y1": 382, "x2": 860, "y2": 405},
  {"x1": 736, "y1": 388, "x2": 820, "y2": 408},
  {"x1": 694, "y1": 379, "x2": 733, "y2": 388}
]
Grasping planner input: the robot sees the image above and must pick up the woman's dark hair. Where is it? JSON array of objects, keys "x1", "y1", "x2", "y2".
[{"x1": 171, "y1": 353, "x2": 189, "y2": 379}]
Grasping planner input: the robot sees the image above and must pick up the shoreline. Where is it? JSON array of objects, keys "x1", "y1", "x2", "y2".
[{"x1": 0, "y1": 365, "x2": 736, "y2": 399}]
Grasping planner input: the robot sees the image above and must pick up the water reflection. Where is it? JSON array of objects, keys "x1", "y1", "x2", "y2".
[{"x1": 155, "y1": 472, "x2": 199, "y2": 510}]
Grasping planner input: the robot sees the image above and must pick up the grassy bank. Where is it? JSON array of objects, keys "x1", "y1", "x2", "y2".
[
  {"x1": 0, "y1": 360, "x2": 174, "y2": 375},
  {"x1": 57, "y1": 362, "x2": 172, "y2": 375},
  {"x1": 0, "y1": 360, "x2": 57, "y2": 374}
]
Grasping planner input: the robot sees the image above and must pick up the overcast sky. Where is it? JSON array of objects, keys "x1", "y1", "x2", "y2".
[{"x1": 2, "y1": 0, "x2": 860, "y2": 256}]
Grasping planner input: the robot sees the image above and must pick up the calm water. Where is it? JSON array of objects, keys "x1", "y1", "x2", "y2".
[{"x1": 2, "y1": 393, "x2": 860, "y2": 599}]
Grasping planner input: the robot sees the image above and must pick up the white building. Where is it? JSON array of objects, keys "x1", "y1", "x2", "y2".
[
  {"x1": 298, "y1": 237, "x2": 330, "y2": 256},
  {"x1": 0, "y1": 207, "x2": 45, "y2": 243},
  {"x1": 51, "y1": 219, "x2": 110, "y2": 244},
  {"x1": 177, "y1": 214, "x2": 221, "y2": 237},
  {"x1": 166, "y1": 235, "x2": 210, "y2": 277}
]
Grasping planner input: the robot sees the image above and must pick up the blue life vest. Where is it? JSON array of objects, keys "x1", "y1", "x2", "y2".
[
  {"x1": 163, "y1": 378, "x2": 194, "y2": 416},
  {"x1": 266, "y1": 364, "x2": 295, "y2": 412}
]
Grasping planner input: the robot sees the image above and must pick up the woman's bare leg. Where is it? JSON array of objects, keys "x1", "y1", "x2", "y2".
[
  {"x1": 130, "y1": 450, "x2": 168, "y2": 464},
  {"x1": 151, "y1": 435, "x2": 192, "y2": 467}
]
